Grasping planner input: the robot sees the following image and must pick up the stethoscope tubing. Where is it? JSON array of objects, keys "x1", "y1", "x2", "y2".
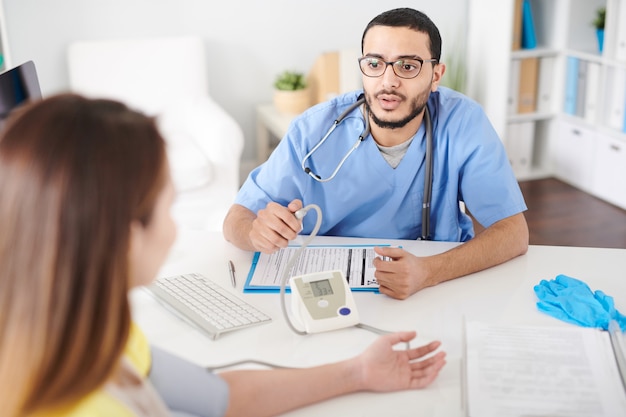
[
  {"x1": 300, "y1": 94, "x2": 433, "y2": 240},
  {"x1": 301, "y1": 96, "x2": 369, "y2": 182}
]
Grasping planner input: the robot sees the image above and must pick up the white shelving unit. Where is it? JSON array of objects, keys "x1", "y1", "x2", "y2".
[
  {"x1": 0, "y1": 0, "x2": 9, "y2": 72},
  {"x1": 467, "y1": 0, "x2": 626, "y2": 210}
]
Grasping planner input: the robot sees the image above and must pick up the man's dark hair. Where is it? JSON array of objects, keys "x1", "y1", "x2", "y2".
[{"x1": 361, "y1": 8, "x2": 442, "y2": 61}]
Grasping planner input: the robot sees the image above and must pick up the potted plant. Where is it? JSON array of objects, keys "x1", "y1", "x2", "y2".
[
  {"x1": 273, "y1": 70, "x2": 311, "y2": 114},
  {"x1": 592, "y1": 7, "x2": 605, "y2": 53}
]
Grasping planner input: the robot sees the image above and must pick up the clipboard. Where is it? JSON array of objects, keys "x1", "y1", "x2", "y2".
[{"x1": 243, "y1": 244, "x2": 393, "y2": 293}]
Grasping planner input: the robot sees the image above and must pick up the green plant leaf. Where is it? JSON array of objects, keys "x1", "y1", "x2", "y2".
[
  {"x1": 274, "y1": 70, "x2": 307, "y2": 91},
  {"x1": 592, "y1": 7, "x2": 605, "y2": 30}
]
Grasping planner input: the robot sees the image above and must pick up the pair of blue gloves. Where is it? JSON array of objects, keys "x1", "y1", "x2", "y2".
[{"x1": 534, "y1": 274, "x2": 626, "y2": 331}]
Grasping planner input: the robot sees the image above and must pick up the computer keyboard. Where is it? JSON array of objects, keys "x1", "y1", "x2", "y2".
[{"x1": 145, "y1": 272, "x2": 272, "y2": 340}]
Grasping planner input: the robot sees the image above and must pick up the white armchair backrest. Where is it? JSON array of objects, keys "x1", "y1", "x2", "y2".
[
  {"x1": 68, "y1": 36, "x2": 209, "y2": 115},
  {"x1": 67, "y1": 36, "x2": 244, "y2": 232}
]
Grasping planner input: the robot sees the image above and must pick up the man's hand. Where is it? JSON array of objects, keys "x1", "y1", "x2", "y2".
[
  {"x1": 373, "y1": 247, "x2": 432, "y2": 299},
  {"x1": 248, "y1": 199, "x2": 303, "y2": 253},
  {"x1": 371, "y1": 213, "x2": 529, "y2": 300}
]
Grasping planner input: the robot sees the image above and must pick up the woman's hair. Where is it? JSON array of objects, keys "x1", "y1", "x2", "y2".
[
  {"x1": 361, "y1": 8, "x2": 443, "y2": 62},
  {"x1": 0, "y1": 93, "x2": 167, "y2": 416}
]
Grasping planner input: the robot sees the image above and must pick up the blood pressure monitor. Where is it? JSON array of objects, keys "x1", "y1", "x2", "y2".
[{"x1": 289, "y1": 270, "x2": 359, "y2": 333}]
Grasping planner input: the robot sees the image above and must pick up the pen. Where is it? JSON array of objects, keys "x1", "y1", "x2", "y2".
[{"x1": 228, "y1": 260, "x2": 236, "y2": 288}]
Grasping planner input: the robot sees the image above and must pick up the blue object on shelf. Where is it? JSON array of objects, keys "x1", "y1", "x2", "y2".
[
  {"x1": 563, "y1": 56, "x2": 578, "y2": 115},
  {"x1": 596, "y1": 29, "x2": 605, "y2": 53},
  {"x1": 521, "y1": 0, "x2": 537, "y2": 49}
]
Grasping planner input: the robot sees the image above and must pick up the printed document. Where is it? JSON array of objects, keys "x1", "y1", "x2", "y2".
[
  {"x1": 244, "y1": 246, "x2": 383, "y2": 292},
  {"x1": 465, "y1": 321, "x2": 626, "y2": 417}
]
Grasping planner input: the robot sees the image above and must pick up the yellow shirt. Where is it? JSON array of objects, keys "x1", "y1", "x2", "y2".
[{"x1": 40, "y1": 323, "x2": 154, "y2": 417}]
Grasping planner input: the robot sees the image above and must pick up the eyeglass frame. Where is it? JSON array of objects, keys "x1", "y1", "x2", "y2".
[{"x1": 357, "y1": 56, "x2": 438, "y2": 79}]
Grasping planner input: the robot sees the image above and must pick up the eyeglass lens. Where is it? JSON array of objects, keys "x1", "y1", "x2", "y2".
[{"x1": 359, "y1": 57, "x2": 424, "y2": 79}]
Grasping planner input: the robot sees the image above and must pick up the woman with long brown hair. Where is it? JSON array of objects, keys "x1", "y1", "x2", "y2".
[{"x1": 0, "y1": 94, "x2": 445, "y2": 417}]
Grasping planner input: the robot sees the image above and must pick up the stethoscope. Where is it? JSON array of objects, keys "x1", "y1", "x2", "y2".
[{"x1": 301, "y1": 94, "x2": 434, "y2": 240}]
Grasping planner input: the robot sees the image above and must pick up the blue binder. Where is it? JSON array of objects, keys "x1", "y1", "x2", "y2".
[
  {"x1": 522, "y1": 0, "x2": 537, "y2": 49},
  {"x1": 564, "y1": 57, "x2": 579, "y2": 116}
]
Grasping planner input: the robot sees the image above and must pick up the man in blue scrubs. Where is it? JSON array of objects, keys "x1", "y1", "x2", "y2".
[{"x1": 223, "y1": 8, "x2": 529, "y2": 299}]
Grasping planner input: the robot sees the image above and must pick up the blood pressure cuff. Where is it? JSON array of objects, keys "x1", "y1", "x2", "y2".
[{"x1": 533, "y1": 274, "x2": 626, "y2": 331}]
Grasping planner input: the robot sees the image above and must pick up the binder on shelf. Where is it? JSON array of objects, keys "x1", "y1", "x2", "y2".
[
  {"x1": 512, "y1": 0, "x2": 523, "y2": 50},
  {"x1": 517, "y1": 57, "x2": 538, "y2": 113},
  {"x1": 606, "y1": 68, "x2": 626, "y2": 131},
  {"x1": 507, "y1": 59, "x2": 521, "y2": 115},
  {"x1": 575, "y1": 60, "x2": 588, "y2": 118},
  {"x1": 307, "y1": 51, "x2": 340, "y2": 105},
  {"x1": 505, "y1": 121, "x2": 535, "y2": 177},
  {"x1": 521, "y1": 0, "x2": 537, "y2": 49},
  {"x1": 584, "y1": 62, "x2": 601, "y2": 123},
  {"x1": 563, "y1": 56, "x2": 579, "y2": 115},
  {"x1": 536, "y1": 56, "x2": 554, "y2": 113},
  {"x1": 308, "y1": 49, "x2": 361, "y2": 105}
]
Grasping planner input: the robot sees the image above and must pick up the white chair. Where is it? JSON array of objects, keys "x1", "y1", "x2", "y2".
[{"x1": 67, "y1": 36, "x2": 244, "y2": 232}]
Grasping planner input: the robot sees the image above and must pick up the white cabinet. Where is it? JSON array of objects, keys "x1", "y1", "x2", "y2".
[
  {"x1": 552, "y1": 119, "x2": 596, "y2": 192},
  {"x1": 468, "y1": 0, "x2": 626, "y2": 210},
  {"x1": 592, "y1": 132, "x2": 626, "y2": 207},
  {"x1": 553, "y1": 118, "x2": 626, "y2": 209}
]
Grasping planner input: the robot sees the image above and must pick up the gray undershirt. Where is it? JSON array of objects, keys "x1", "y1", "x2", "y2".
[{"x1": 376, "y1": 136, "x2": 414, "y2": 168}]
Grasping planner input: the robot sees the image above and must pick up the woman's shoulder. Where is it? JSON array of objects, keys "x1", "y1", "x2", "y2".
[
  {"x1": 35, "y1": 324, "x2": 153, "y2": 417},
  {"x1": 34, "y1": 390, "x2": 136, "y2": 417},
  {"x1": 125, "y1": 322, "x2": 151, "y2": 376}
]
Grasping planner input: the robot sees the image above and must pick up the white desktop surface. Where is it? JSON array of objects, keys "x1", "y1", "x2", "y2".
[{"x1": 131, "y1": 230, "x2": 626, "y2": 417}]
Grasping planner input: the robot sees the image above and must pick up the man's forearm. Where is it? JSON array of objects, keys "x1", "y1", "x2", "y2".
[
  {"x1": 223, "y1": 204, "x2": 257, "y2": 251},
  {"x1": 425, "y1": 213, "x2": 529, "y2": 286}
]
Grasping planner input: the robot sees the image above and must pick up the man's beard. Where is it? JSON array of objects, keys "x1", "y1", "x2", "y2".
[{"x1": 365, "y1": 88, "x2": 430, "y2": 130}]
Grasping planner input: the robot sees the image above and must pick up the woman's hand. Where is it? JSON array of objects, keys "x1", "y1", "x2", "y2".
[{"x1": 355, "y1": 331, "x2": 446, "y2": 392}]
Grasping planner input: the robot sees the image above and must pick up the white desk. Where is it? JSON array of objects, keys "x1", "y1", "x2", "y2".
[{"x1": 131, "y1": 231, "x2": 626, "y2": 417}]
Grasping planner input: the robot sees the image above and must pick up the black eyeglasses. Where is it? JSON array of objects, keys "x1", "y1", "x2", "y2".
[{"x1": 358, "y1": 56, "x2": 438, "y2": 79}]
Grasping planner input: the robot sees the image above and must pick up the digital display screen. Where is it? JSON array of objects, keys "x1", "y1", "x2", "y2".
[{"x1": 310, "y1": 279, "x2": 333, "y2": 297}]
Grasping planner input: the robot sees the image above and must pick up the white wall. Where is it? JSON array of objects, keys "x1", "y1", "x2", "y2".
[{"x1": 2, "y1": 0, "x2": 466, "y2": 165}]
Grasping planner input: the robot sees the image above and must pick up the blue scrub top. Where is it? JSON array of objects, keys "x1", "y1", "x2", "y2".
[{"x1": 236, "y1": 87, "x2": 527, "y2": 242}]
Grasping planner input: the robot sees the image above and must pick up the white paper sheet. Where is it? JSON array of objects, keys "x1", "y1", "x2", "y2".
[
  {"x1": 465, "y1": 322, "x2": 626, "y2": 417},
  {"x1": 246, "y1": 246, "x2": 382, "y2": 290}
]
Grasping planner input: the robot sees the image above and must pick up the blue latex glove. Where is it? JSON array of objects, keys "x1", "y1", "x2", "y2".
[{"x1": 533, "y1": 274, "x2": 626, "y2": 331}]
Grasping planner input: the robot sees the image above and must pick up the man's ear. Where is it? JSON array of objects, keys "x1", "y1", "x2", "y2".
[{"x1": 431, "y1": 62, "x2": 446, "y2": 92}]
